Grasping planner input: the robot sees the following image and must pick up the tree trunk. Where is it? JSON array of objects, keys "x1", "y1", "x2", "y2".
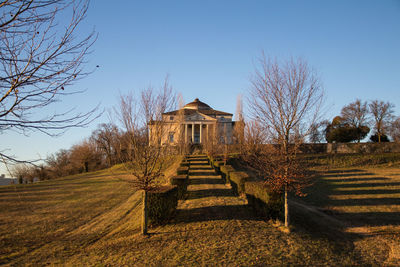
[
  {"x1": 284, "y1": 185, "x2": 289, "y2": 228},
  {"x1": 141, "y1": 190, "x2": 148, "y2": 235}
]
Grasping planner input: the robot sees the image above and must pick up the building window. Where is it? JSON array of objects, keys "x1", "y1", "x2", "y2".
[
  {"x1": 169, "y1": 132, "x2": 174, "y2": 143},
  {"x1": 170, "y1": 116, "x2": 174, "y2": 120}
]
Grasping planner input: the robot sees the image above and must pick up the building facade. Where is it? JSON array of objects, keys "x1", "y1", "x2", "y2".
[{"x1": 149, "y1": 98, "x2": 237, "y2": 145}]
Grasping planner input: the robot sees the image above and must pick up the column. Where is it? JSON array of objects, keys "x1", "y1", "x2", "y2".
[
  {"x1": 199, "y1": 123, "x2": 202, "y2": 144},
  {"x1": 185, "y1": 123, "x2": 187, "y2": 143},
  {"x1": 191, "y1": 123, "x2": 194, "y2": 143},
  {"x1": 206, "y1": 124, "x2": 209, "y2": 143}
]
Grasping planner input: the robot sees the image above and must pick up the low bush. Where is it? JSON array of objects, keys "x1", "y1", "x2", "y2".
[
  {"x1": 180, "y1": 161, "x2": 189, "y2": 167},
  {"x1": 229, "y1": 171, "x2": 249, "y2": 196},
  {"x1": 148, "y1": 185, "x2": 178, "y2": 225},
  {"x1": 220, "y1": 165, "x2": 235, "y2": 184},
  {"x1": 170, "y1": 175, "x2": 188, "y2": 199},
  {"x1": 177, "y1": 166, "x2": 189, "y2": 175},
  {"x1": 245, "y1": 181, "x2": 283, "y2": 220}
]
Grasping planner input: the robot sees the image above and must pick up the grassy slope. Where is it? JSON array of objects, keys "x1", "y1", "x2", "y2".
[{"x1": 0, "y1": 153, "x2": 399, "y2": 265}]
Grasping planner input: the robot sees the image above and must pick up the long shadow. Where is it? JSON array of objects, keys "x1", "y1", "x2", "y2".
[
  {"x1": 189, "y1": 178, "x2": 224, "y2": 185},
  {"x1": 325, "y1": 177, "x2": 390, "y2": 183},
  {"x1": 175, "y1": 204, "x2": 256, "y2": 223},
  {"x1": 323, "y1": 172, "x2": 375, "y2": 178},
  {"x1": 329, "y1": 188, "x2": 400, "y2": 195},
  {"x1": 330, "y1": 181, "x2": 400, "y2": 188},
  {"x1": 325, "y1": 169, "x2": 365, "y2": 174},
  {"x1": 186, "y1": 188, "x2": 235, "y2": 200},
  {"x1": 336, "y1": 212, "x2": 400, "y2": 227},
  {"x1": 189, "y1": 171, "x2": 217, "y2": 176},
  {"x1": 329, "y1": 197, "x2": 400, "y2": 206}
]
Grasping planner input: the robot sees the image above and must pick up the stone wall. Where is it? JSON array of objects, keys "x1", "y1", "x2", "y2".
[{"x1": 300, "y1": 142, "x2": 400, "y2": 154}]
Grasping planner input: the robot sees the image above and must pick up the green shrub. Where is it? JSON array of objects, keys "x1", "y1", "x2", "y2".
[
  {"x1": 177, "y1": 166, "x2": 189, "y2": 175},
  {"x1": 220, "y1": 165, "x2": 235, "y2": 184},
  {"x1": 170, "y1": 175, "x2": 188, "y2": 199},
  {"x1": 245, "y1": 181, "x2": 283, "y2": 220},
  {"x1": 148, "y1": 185, "x2": 178, "y2": 225},
  {"x1": 229, "y1": 171, "x2": 249, "y2": 196}
]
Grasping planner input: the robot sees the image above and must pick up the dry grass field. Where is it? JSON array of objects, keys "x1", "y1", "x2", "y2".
[
  {"x1": 298, "y1": 166, "x2": 400, "y2": 264},
  {"x1": 0, "y1": 153, "x2": 399, "y2": 265}
]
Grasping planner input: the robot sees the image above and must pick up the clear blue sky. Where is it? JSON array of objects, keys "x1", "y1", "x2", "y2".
[{"x1": 2, "y1": 0, "x2": 400, "y2": 175}]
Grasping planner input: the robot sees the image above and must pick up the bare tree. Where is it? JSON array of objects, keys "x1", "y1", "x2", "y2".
[
  {"x1": 390, "y1": 117, "x2": 400, "y2": 143},
  {"x1": 91, "y1": 123, "x2": 121, "y2": 167},
  {"x1": 340, "y1": 99, "x2": 370, "y2": 142},
  {"x1": 248, "y1": 54, "x2": 324, "y2": 228},
  {"x1": 369, "y1": 100, "x2": 395, "y2": 143},
  {"x1": 115, "y1": 77, "x2": 176, "y2": 235},
  {"x1": 233, "y1": 94, "x2": 245, "y2": 154},
  {"x1": 0, "y1": 0, "x2": 98, "y2": 164}
]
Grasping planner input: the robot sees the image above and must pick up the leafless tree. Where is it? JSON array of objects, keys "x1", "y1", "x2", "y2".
[
  {"x1": 309, "y1": 120, "x2": 329, "y2": 143},
  {"x1": 390, "y1": 117, "x2": 400, "y2": 143},
  {"x1": 247, "y1": 54, "x2": 324, "y2": 228},
  {"x1": 115, "y1": 77, "x2": 176, "y2": 235},
  {"x1": 91, "y1": 123, "x2": 121, "y2": 167},
  {"x1": 233, "y1": 94, "x2": 245, "y2": 154},
  {"x1": 0, "y1": 0, "x2": 98, "y2": 165},
  {"x1": 369, "y1": 100, "x2": 395, "y2": 143},
  {"x1": 69, "y1": 138, "x2": 103, "y2": 173},
  {"x1": 340, "y1": 99, "x2": 370, "y2": 142}
]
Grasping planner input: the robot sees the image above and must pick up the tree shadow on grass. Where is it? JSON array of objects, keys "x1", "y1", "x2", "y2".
[
  {"x1": 189, "y1": 178, "x2": 224, "y2": 185},
  {"x1": 174, "y1": 204, "x2": 256, "y2": 223},
  {"x1": 185, "y1": 188, "x2": 235, "y2": 200}
]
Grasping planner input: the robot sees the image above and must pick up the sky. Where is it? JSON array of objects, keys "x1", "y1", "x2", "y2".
[{"x1": 2, "y1": 0, "x2": 400, "y2": 175}]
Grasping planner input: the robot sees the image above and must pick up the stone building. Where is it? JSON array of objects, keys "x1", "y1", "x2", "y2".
[{"x1": 149, "y1": 98, "x2": 238, "y2": 145}]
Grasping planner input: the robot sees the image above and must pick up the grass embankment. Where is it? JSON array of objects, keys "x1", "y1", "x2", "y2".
[
  {"x1": 296, "y1": 153, "x2": 400, "y2": 265},
  {"x1": 0, "y1": 156, "x2": 181, "y2": 265},
  {"x1": 0, "y1": 153, "x2": 399, "y2": 265}
]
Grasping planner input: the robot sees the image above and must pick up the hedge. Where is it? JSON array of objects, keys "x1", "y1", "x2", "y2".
[
  {"x1": 245, "y1": 181, "x2": 283, "y2": 220},
  {"x1": 212, "y1": 160, "x2": 225, "y2": 173},
  {"x1": 148, "y1": 185, "x2": 178, "y2": 225},
  {"x1": 180, "y1": 161, "x2": 189, "y2": 167},
  {"x1": 229, "y1": 171, "x2": 249, "y2": 196},
  {"x1": 219, "y1": 164, "x2": 235, "y2": 184},
  {"x1": 170, "y1": 174, "x2": 188, "y2": 199},
  {"x1": 177, "y1": 166, "x2": 189, "y2": 175}
]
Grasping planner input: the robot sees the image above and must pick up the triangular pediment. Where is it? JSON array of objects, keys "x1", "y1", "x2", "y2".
[{"x1": 185, "y1": 111, "x2": 216, "y2": 122}]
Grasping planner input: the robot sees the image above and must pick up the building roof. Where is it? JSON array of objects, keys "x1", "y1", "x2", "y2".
[
  {"x1": 163, "y1": 98, "x2": 232, "y2": 116},
  {"x1": 183, "y1": 98, "x2": 212, "y2": 110}
]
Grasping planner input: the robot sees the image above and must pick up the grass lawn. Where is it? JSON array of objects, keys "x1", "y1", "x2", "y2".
[
  {"x1": 297, "y1": 164, "x2": 400, "y2": 265},
  {"x1": 0, "y1": 153, "x2": 399, "y2": 265}
]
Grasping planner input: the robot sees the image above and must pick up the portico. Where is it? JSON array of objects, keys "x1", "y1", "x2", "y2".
[{"x1": 149, "y1": 98, "x2": 236, "y2": 145}]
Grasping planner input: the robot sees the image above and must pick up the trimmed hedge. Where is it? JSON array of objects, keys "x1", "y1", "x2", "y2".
[
  {"x1": 212, "y1": 160, "x2": 225, "y2": 173},
  {"x1": 219, "y1": 164, "x2": 235, "y2": 184},
  {"x1": 148, "y1": 185, "x2": 178, "y2": 225},
  {"x1": 170, "y1": 174, "x2": 188, "y2": 199},
  {"x1": 180, "y1": 161, "x2": 189, "y2": 167},
  {"x1": 229, "y1": 171, "x2": 249, "y2": 196},
  {"x1": 177, "y1": 166, "x2": 189, "y2": 175},
  {"x1": 245, "y1": 181, "x2": 283, "y2": 220}
]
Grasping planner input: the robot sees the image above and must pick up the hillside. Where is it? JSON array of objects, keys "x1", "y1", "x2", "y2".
[{"x1": 0, "y1": 155, "x2": 399, "y2": 265}]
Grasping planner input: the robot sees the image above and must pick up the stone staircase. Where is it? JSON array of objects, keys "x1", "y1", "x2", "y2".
[{"x1": 174, "y1": 155, "x2": 249, "y2": 223}]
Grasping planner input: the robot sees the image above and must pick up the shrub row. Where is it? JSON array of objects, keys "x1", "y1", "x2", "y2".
[
  {"x1": 170, "y1": 174, "x2": 188, "y2": 199},
  {"x1": 219, "y1": 164, "x2": 235, "y2": 184},
  {"x1": 177, "y1": 166, "x2": 189, "y2": 175},
  {"x1": 229, "y1": 171, "x2": 249, "y2": 196},
  {"x1": 245, "y1": 181, "x2": 283, "y2": 220},
  {"x1": 148, "y1": 185, "x2": 178, "y2": 225},
  {"x1": 208, "y1": 155, "x2": 283, "y2": 219}
]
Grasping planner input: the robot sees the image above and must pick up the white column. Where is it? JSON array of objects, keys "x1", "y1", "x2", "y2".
[
  {"x1": 206, "y1": 124, "x2": 209, "y2": 143},
  {"x1": 191, "y1": 123, "x2": 194, "y2": 143},
  {"x1": 200, "y1": 123, "x2": 202, "y2": 144},
  {"x1": 185, "y1": 123, "x2": 187, "y2": 143}
]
